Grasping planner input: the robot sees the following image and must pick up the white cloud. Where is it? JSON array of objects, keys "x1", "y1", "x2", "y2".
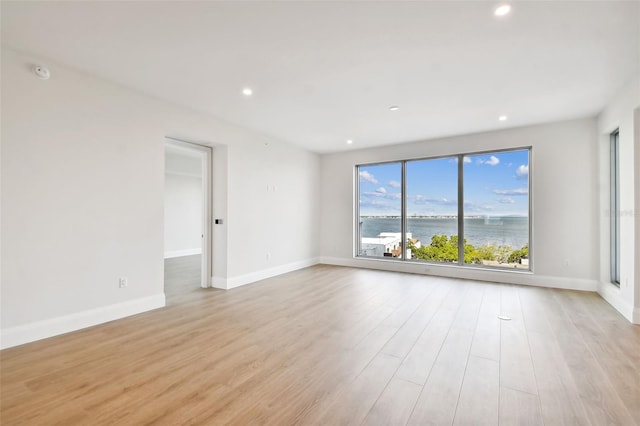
[
  {"x1": 493, "y1": 188, "x2": 528, "y2": 196},
  {"x1": 414, "y1": 195, "x2": 457, "y2": 205},
  {"x1": 464, "y1": 200, "x2": 495, "y2": 211},
  {"x1": 363, "y1": 190, "x2": 401, "y2": 200},
  {"x1": 359, "y1": 170, "x2": 378, "y2": 184},
  {"x1": 388, "y1": 180, "x2": 401, "y2": 188},
  {"x1": 486, "y1": 155, "x2": 500, "y2": 166},
  {"x1": 477, "y1": 155, "x2": 500, "y2": 166},
  {"x1": 497, "y1": 197, "x2": 515, "y2": 204},
  {"x1": 516, "y1": 164, "x2": 529, "y2": 178}
]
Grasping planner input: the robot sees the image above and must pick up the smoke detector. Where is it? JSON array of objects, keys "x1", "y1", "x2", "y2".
[{"x1": 33, "y1": 65, "x2": 50, "y2": 80}]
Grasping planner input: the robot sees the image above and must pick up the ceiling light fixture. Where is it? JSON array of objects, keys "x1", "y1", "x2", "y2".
[
  {"x1": 389, "y1": 106, "x2": 399, "y2": 111},
  {"x1": 346, "y1": 139, "x2": 353, "y2": 145},
  {"x1": 242, "y1": 87, "x2": 253, "y2": 96},
  {"x1": 499, "y1": 115, "x2": 508, "y2": 121},
  {"x1": 494, "y1": 4, "x2": 511, "y2": 17}
]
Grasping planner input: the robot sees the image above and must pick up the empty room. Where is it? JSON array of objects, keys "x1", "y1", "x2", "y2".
[{"x1": 1, "y1": 1, "x2": 639, "y2": 425}]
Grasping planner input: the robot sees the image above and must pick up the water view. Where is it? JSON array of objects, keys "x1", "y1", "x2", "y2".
[
  {"x1": 357, "y1": 149, "x2": 530, "y2": 268},
  {"x1": 360, "y1": 216, "x2": 528, "y2": 249}
]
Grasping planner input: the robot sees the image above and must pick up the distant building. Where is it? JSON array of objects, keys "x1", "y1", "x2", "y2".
[{"x1": 361, "y1": 232, "x2": 420, "y2": 258}]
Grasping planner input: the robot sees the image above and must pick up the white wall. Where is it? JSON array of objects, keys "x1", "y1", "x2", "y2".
[
  {"x1": 224, "y1": 138, "x2": 320, "y2": 286},
  {"x1": 597, "y1": 75, "x2": 640, "y2": 323},
  {"x1": 212, "y1": 145, "x2": 228, "y2": 285},
  {"x1": 319, "y1": 118, "x2": 599, "y2": 291},
  {"x1": 164, "y1": 150, "x2": 203, "y2": 258},
  {"x1": 636, "y1": 107, "x2": 640, "y2": 316},
  {"x1": 164, "y1": 173, "x2": 202, "y2": 258},
  {"x1": 1, "y1": 48, "x2": 320, "y2": 348}
]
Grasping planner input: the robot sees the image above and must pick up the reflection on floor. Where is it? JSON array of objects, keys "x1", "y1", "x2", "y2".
[{"x1": 164, "y1": 254, "x2": 201, "y2": 299}]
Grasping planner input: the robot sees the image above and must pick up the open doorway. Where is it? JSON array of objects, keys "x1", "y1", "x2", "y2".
[{"x1": 164, "y1": 138, "x2": 212, "y2": 299}]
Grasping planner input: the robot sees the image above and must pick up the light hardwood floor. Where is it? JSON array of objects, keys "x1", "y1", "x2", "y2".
[
  {"x1": 164, "y1": 254, "x2": 202, "y2": 297},
  {"x1": 1, "y1": 265, "x2": 639, "y2": 425}
]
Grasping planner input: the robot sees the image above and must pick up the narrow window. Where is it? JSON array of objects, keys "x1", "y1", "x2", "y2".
[
  {"x1": 463, "y1": 149, "x2": 530, "y2": 269},
  {"x1": 405, "y1": 157, "x2": 459, "y2": 263},
  {"x1": 357, "y1": 162, "x2": 402, "y2": 258},
  {"x1": 611, "y1": 130, "x2": 620, "y2": 286}
]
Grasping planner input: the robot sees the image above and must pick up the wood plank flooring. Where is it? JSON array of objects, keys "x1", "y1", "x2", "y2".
[
  {"x1": 164, "y1": 254, "x2": 201, "y2": 297},
  {"x1": 1, "y1": 265, "x2": 639, "y2": 425}
]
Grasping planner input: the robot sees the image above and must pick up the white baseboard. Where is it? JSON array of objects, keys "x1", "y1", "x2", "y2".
[
  {"x1": 211, "y1": 276, "x2": 227, "y2": 289},
  {"x1": 318, "y1": 256, "x2": 598, "y2": 292},
  {"x1": 212, "y1": 257, "x2": 319, "y2": 290},
  {"x1": 164, "y1": 248, "x2": 202, "y2": 259},
  {"x1": 1, "y1": 294, "x2": 166, "y2": 350},
  {"x1": 597, "y1": 281, "x2": 637, "y2": 323}
]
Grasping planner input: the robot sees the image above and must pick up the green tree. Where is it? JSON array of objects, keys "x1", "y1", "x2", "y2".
[
  {"x1": 507, "y1": 243, "x2": 529, "y2": 264},
  {"x1": 408, "y1": 237, "x2": 527, "y2": 266},
  {"x1": 408, "y1": 235, "x2": 482, "y2": 264},
  {"x1": 476, "y1": 244, "x2": 498, "y2": 261}
]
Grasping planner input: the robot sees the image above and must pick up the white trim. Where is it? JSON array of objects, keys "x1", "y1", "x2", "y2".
[
  {"x1": 319, "y1": 256, "x2": 598, "y2": 292},
  {"x1": 164, "y1": 248, "x2": 202, "y2": 259},
  {"x1": 1, "y1": 294, "x2": 166, "y2": 349},
  {"x1": 597, "y1": 281, "x2": 636, "y2": 323},
  {"x1": 211, "y1": 276, "x2": 227, "y2": 289},
  {"x1": 218, "y1": 258, "x2": 320, "y2": 290},
  {"x1": 165, "y1": 169, "x2": 201, "y2": 179},
  {"x1": 165, "y1": 138, "x2": 213, "y2": 290}
]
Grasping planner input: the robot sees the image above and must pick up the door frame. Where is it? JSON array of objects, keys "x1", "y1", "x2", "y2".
[{"x1": 165, "y1": 137, "x2": 213, "y2": 288}]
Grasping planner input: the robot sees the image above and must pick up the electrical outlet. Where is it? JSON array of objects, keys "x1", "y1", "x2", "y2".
[
  {"x1": 119, "y1": 277, "x2": 128, "y2": 288},
  {"x1": 266, "y1": 252, "x2": 271, "y2": 261}
]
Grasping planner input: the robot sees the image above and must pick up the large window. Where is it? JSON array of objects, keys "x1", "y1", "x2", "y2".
[
  {"x1": 356, "y1": 148, "x2": 531, "y2": 271},
  {"x1": 406, "y1": 157, "x2": 459, "y2": 263},
  {"x1": 610, "y1": 130, "x2": 620, "y2": 286},
  {"x1": 358, "y1": 163, "x2": 402, "y2": 258}
]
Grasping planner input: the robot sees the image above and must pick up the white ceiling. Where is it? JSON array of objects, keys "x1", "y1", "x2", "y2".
[{"x1": 2, "y1": 1, "x2": 638, "y2": 153}]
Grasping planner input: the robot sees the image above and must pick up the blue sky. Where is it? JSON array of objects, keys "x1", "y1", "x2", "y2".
[{"x1": 359, "y1": 150, "x2": 529, "y2": 216}]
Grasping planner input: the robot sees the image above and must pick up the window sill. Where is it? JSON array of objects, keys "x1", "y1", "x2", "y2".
[{"x1": 353, "y1": 255, "x2": 533, "y2": 274}]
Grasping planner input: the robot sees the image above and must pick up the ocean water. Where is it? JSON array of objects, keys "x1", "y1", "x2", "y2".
[{"x1": 360, "y1": 216, "x2": 528, "y2": 249}]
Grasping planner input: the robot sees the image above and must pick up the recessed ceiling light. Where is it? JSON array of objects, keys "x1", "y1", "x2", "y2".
[
  {"x1": 346, "y1": 139, "x2": 353, "y2": 145},
  {"x1": 494, "y1": 4, "x2": 511, "y2": 16},
  {"x1": 389, "y1": 106, "x2": 400, "y2": 111},
  {"x1": 242, "y1": 87, "x2": 253, "y2": 96},
  {"x1": 499, "y1": 115, "x2": 508, "y2": 121}
]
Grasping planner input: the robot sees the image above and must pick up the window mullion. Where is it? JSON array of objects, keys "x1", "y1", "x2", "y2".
[
  {"x1": 457, "y1": 154, "x2": 464, "y2": 265},
  {"x1": 401, "y1": 161, "x2": 407, "y2": 260}
]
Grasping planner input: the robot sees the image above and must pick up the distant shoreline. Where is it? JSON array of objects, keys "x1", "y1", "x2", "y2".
[{"x1": 360, "y1": 215, "x2": 527, "y2": 219}]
